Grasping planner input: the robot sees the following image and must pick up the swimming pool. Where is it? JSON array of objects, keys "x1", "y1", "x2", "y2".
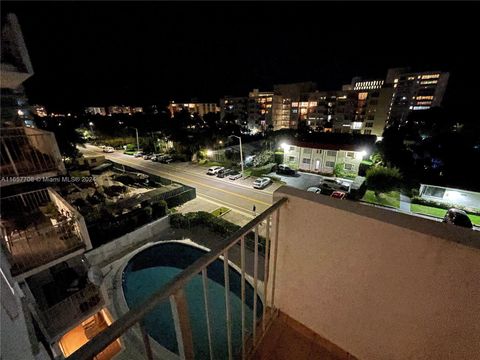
[{"x1": 122, "y1": 242, "x2": 263, "y2": 359}]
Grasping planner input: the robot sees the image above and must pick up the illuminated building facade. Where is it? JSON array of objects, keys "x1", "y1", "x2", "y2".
[
  {"x1": 85, "y1": 107, "x2": 107, "y2": 116},
  {"x1": 168, "y1": 101, "x2": 220, "y2": 118},
  {"x1": 247, "y1": 89, "x2": 273, "y2": 132},
  {"x1": 386, "y1": 68, "x2": 449, "y2": 125},
  {"x1": 220, "y1": 96, "x2": 248, "y2": 125}
]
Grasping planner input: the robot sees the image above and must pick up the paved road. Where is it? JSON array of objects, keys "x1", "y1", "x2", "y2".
[{"x1": 80, "y1": 145, "x2": 281, "y2": 215}]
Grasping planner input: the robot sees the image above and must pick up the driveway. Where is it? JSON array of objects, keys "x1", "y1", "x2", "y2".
[{"x1": 267, "y1": 171, "x2": 324, "y2": 190}]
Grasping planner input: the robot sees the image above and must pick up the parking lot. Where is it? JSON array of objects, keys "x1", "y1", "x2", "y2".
[{"x1": 267, "y1": 171, "x2": 325, "y2": 190}]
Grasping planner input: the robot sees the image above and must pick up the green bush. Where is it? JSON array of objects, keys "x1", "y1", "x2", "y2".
[
  {"x1": 250, "y1": 163, "x2": 277, "y2": 177},
  {"x1": 165, "y1": 189, "x2": 196, "y2": 208},
  {"x1": 169, "y1": 212, "x2": 267, "y2": 253},
  {"x1": 365, "y1": 166, "x2": 402, "y2": 195}
]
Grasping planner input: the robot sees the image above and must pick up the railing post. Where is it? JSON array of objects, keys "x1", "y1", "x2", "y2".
[
  {"x1": 223, "y1": 251, "x2": 233, "y2": 360},
  {"x1": 252, "y1": 225, "x2": 259, "y2": 345},
  {"x1": 170, "y1": 289, "x2": 194, "y2": 360},
  {"x1": 262, "y1": 216, "x2": 271, "y2": 331},
  {"x1": 240, "y1": 236, "x2": 246, "y2": 360},
  {"x1": 201, "y1": 268, "x2": 214, "y2": 360},
  {"x1": 271, "y1": 208, "x2": 281, "y2": 309},
  {"x1": 139, "y1": 321, "x2": 154, "y2": 360}
]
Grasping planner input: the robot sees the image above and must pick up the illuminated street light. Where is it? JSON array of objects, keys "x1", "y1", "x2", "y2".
[
  {"x1": 281, "y1": 142, "x2": 289, "y2": 151},
  {"x1": 206, "y1": 149, "x2": 213, "y2": 156}
]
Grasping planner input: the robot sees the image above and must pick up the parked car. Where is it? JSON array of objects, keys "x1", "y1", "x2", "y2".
[
  {"x1": 159, "y1": 156, "x2": 173, "y2": 164},
  {"x1": 143, "y1": 153, "x2": 153, "y2": 160},
  {"x1": 228, "y1": 171, "x2": 242, "y2": 180},
  {"x1": 319, "y1": 178, "x2": 350, "y2": 192},
  {"x1": 217, "y1": 168, "x2": 233, "y2": 178},
  {"x1": 253, "y1": 177, "x2": 272, "y2": 189},
  {"x1": 133, "y1": 151, "x2": 144, "y2": 158},
  {"x1": 103, "y1": 146, "x2": 114, "y2": 153},
  {"x1": 330, "y1": 191, "x2": 347, "y2": 199},
  {"x1": 151, "y1": 154, "x2": 163, "y2": 162},
  {"x1": 307, "y1": 187, "x2": 322, "y2": 194},
  {"x1": 442, "y1": 208, "x2": 473, "y2": 229},
  {"x1": 207, "y1": 166, "x2": 224, "y2": 175},
  {"x1": 276, "y1": 164, "x2": 296, "y2": 176}
]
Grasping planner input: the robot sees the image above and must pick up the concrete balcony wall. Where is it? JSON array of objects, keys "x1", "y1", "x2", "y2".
[{"x1": 272, "y1": 186, "x2": 480, "y2": 360}]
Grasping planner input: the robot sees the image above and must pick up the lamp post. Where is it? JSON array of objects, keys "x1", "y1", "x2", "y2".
[{"x1": 229, "y1": 135, "x2": 244, "y2": 175}]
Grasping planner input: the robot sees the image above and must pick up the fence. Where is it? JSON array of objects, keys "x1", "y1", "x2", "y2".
[{"x1": 67, "y1": 198, "x2": 287, "y2": 360}]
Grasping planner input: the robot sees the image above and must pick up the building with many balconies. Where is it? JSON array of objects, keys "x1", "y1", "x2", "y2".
[{"x1": 1, "y1": 14, "x2": 112, "y2": 360}]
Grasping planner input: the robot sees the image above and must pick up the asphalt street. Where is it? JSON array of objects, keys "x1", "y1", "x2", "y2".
[{"x1": 80, "y1": 145, "x2": 281, "y2": 216}]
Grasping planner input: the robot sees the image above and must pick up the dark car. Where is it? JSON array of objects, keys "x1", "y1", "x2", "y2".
[
  {"x1": 217, "y1": 168, "x2": 233, "y2": 178},
  {"x1": 276, "y1": 164, "x2": 296, "y2": 176},
  {"x1": 442, "y1": 208, "x2": 473, "y2": 229}
]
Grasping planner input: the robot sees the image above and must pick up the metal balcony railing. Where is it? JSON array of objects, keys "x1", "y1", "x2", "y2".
[
  {"x1": 37, "y1": 282, "x2": 104, "y2": 338},
  {"x1": 0, "y1": 188, "x2": 89, "y2": 276},
  {"x1": 67, "y1": 197, "x2": 287, "y2": 360},
  {"x1": 0, "y1": 126, "x2": 64, "y2": 179}
]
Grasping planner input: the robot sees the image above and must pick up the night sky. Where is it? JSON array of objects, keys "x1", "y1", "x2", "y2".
[{"x1": 3, "y1": 2, "x2": 480, "y2": 115}]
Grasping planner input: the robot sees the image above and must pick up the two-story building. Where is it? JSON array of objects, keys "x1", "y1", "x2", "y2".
[{"x1": 282, "y1": 141, "x2": 366, "y2": 176}]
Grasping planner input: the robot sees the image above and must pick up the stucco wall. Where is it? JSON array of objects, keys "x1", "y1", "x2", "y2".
[{"x1": 272, "y1": 186, "x2": 480, "y2": 360}]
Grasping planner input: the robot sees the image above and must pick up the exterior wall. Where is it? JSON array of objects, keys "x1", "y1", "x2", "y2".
[
  {"x1": 371, "y1": 86, "x2": 394, "y2": 138},
  {"x1": 419, "y1": 184, "x2": 480, "y2": 210},
  {"x1": 85, "y1": 215, "x2": 170, "y2": 267},
  {"x1": 272, "y1": 186, "x2": 480, "y2": 360},
  {"x1": 283, "y1": 145, "x2": 362, "y2": 175}
]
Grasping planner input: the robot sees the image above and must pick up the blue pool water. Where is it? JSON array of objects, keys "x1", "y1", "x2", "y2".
[{"x1": 122, "y1": 242, "x2": 262, "y2": 359}]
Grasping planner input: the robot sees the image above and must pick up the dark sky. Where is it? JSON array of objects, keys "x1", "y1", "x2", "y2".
[{"x1": 3, "y1": 2, "x2": 480, "y2": 114}]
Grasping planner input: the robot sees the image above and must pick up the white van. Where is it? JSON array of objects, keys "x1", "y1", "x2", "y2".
[{"x1": 103, "y1": 146, "x2": 114, "y2": 153}]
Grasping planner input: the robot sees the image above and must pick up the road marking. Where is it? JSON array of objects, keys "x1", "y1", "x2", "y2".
[{"x1": 103, "y1": 153, "x2": 272, "y2": 207}]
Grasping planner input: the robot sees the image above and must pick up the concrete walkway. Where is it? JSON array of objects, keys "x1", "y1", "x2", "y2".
[{"x1": 400, "y1": 194, "x2": 412, "y2": 212}]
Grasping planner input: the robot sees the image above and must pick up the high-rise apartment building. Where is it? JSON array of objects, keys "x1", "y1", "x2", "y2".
[
  {"x1": 386, "y1": 68, "x2": 449, "y2": 125},
  {"x1": 220, "y1": 96, "x2": 248, "y2": 125},
  {"x1": 168, "y1": 101, "x2": 220, "y2": 118},
  {"x1": 247, "y1": 89, "x2": 274, "y2": 132}
]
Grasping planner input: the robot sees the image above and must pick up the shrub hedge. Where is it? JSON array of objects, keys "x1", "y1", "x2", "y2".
[
  {"x1": 411, "y1": 196, "x2": 480, "y2": 216},
  {"x1": 170, "y1": 212, "x2": 267, "y2": 253},
  {"x1": 250, "y1": 163, "x2": 277, "y2": 177}
]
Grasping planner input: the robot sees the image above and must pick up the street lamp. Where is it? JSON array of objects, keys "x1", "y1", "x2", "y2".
[{"x1": 229, "y1": 135, "x2": 244, "y2": 175}]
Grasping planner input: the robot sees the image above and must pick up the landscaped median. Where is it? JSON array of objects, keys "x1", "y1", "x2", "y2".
[{"x1": 361, "y1": 190, "x2": 400, "y2": 209}]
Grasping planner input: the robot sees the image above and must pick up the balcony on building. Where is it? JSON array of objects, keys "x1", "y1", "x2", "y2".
[
  {"x1": 65, "y1": 186, "x2": 479, "y2": 360},
  {"x1": 0, "y1": 126, "x2": 66, "y2": 186},
  {"x1": 0, "y1": 187, "x2": 92, "y2": 279},
  {"x1": 22, "y1": 256, "x2": 105, "y2": 341}
]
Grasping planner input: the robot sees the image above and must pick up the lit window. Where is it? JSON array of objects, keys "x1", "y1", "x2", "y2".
[
  {"x1": 394, "y1": 79, "x2": 399, "y2": 83},
  {"x1": 421, "y1": 74, "x2": 440, "y2": 80},
  {"x1": 420, "y1": 80, "x2": 438, "y2": 85},
  {"x1": 416, "y1": 96, "x2": 434, "y2": 100},
  {"x1": 300, "y1": 102, "x2": 309, "y2": 107},
  {"x1": 351, "y1": 122, "x2": 362, "y2": 129},
  {"x1": 291, "y1": 102, "x2": 298, "y2": 107},
  {"x1": 309, "y1": 101, "x2": 317, "y2": 107},
  {"x1": 358, "y1": 92, "x2": 368, "y2": 100},
  {"x1": 267, "y1": 97, "x2": 273, "y2": 102},
  {"x1": 300, "y1": 108, "x2": 307, "y2": 115}
]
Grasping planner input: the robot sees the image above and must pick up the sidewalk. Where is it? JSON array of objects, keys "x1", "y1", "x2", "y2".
[{"x1": 399, "y1": 194, "x2": 412, "y2": 212}]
